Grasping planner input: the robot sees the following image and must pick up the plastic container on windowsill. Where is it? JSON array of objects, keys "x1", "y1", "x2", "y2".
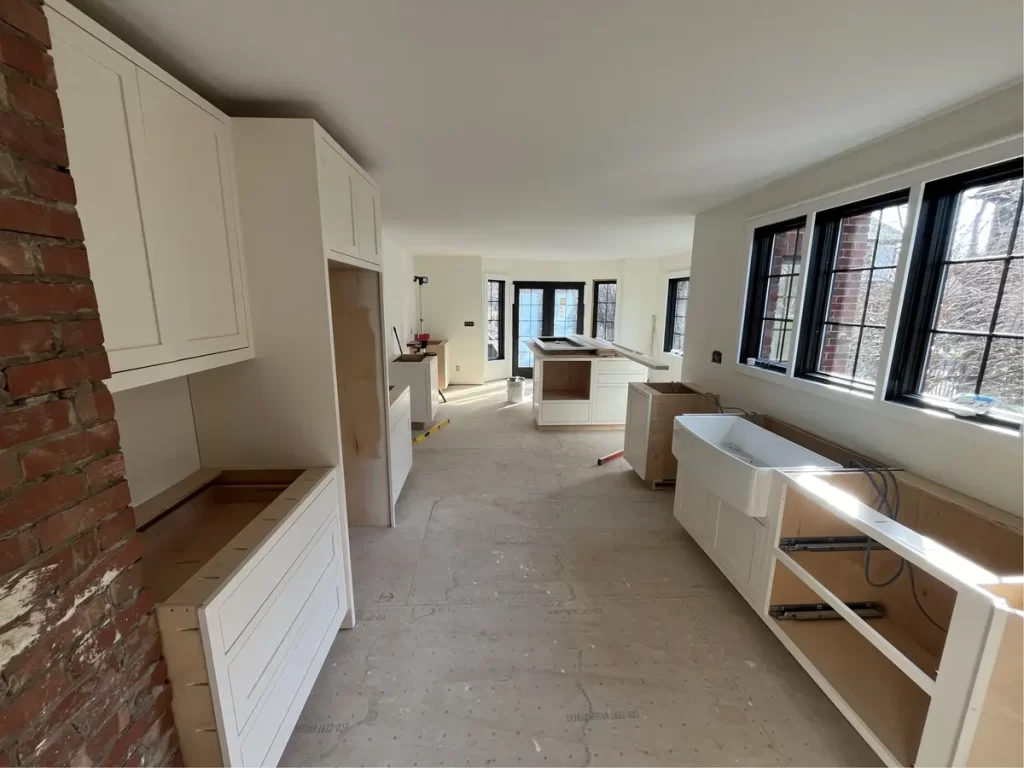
[{"x1": 945, "y1": 393, "x2": 997, "y2": 417}]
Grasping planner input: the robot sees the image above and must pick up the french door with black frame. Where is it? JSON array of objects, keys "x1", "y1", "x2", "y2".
[{"x1": 512, "y1": 282, "x2": 585, "y2": 378}]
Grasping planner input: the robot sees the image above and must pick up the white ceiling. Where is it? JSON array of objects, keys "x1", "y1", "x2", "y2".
[{"x1": 70, "y1": 0, "x2": 1023, "y2": 261}]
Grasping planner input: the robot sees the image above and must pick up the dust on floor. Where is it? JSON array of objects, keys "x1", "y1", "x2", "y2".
[{"x1": 282, "y1": 381, "x2": 879, "y2": 767}]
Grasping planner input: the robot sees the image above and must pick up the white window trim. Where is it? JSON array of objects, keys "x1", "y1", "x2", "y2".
[{"x1": 732, "y1": 135, "x2": 1023, "y2": 444}]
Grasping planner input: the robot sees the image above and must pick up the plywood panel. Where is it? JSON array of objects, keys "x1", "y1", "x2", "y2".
[{"x1": 329, "y1": 265, "x2": 392, "y2": 527}]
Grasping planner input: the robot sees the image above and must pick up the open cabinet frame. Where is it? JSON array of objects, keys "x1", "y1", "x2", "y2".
[{"x1": 759, "y1": 469, "x2": 1023, "y2": 767}]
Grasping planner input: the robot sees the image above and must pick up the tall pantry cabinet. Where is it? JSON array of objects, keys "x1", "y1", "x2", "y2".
[{"x1": 48, "y1": 4, "x2": 252, "y2": 392}]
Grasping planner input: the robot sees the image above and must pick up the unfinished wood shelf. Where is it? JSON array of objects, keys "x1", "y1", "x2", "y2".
[
  {"x1": 763, "y1": 469, "x2": 1024, "y2": 767},
  {"x1": 773, "y1": 614, "x2": 930, "y2": 767},
  {"x1": 541, "y1": 360, "x2": 591, "y2": 401}
]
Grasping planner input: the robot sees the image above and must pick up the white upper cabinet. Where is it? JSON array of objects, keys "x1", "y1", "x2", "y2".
[
  {"x1": 317, "y1": 137, "x2": 357, "y2": 259},
  {"x1": 47, "y1": 1, "x2": 252, "y2": 391},
  {"x1": 353, "y1": 174, "x2": 381, "y2": 266},
  {"x1": 315, "y1": 128, "x2": 381, "y2": 269},
  {"x1": 135, "y1": 71, "x2": 247, "y2": 360},
  {"x1": 48, "y1": 13, "x2": 163, "y2": 371}
]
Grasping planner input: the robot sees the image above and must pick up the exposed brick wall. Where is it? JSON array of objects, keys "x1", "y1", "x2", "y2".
[{"x1": 0, "y1": 1, "x2": 177, "y2": 765}]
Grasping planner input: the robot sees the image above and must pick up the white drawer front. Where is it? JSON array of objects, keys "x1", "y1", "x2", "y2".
[
  {"x1": 227, "y1": 517, "x2": 338, "y2": 728},
  {"x1": 239, "y1": 556, "x2": 343, "y2": 766},
  {"x1": 541, "y1": 401, "x2": 590, "y2": 424},
  {"x1": 218, "y1": 478, "x2": 337, "y2": 651},
  {"x1": 595, "y1": 370, "x2": 646, "y2": 387}
]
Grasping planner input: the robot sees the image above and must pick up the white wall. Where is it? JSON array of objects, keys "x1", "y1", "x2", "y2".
[
  {"x1": 415, "y1": 254, "x2": 486, "y2": 384},
  {"x1": 683, "y1": 85, "x2": 1024, "y2": 515},
  {"x1": 113, "y1": 378, "x2": 200, "y2": 505},
  {"x1": 381, "y1": 234, "x2": 416, "y2": 356}
]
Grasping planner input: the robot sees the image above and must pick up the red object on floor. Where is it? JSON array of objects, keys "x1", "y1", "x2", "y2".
[{"x1": 597, "y1": 449, "x2": 624, "y2": 466}]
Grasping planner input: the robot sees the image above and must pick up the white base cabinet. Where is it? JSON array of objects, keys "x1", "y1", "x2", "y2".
[
  {"x1": 673, "y1": 467, "x2": 768, "y2": 605},
  {"x1": 47, "y1": 1, "x2": 252, "y2": 391},
  {"x1": 389, "y1": 386, "x2": 413, "y2": 502},
  {"x1": 389, "y1": 355, "x2": 439, "y2": 427}
]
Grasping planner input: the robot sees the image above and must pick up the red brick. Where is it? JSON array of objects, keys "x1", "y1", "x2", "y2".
[
  {"x1": 0, "y1": 472, "x2": 84, "y2": 532},
  {"x1": 74, "y1": 388, "x2": 115, "y2": 424},
  {"x1": 0, "y1": 526, "x2": 36, "y2": 570},
  {"x1": 0, "y1": 0, "x2": 51, "y2": 47},
  {"x1": 0, "y1": 195, "x2": 79, "y2": 238},
  {"x1": 107, "y1": 560, "x2": 142, "y2": 608},
  {"x1": 82, "y1": 703, "x2": 131, "y2": 766},
  {"x1": 7, "y1": 352, "x2": 110, "y2": 396},
  {"x1": 21, "y1": 720, "x2": 83, "y2": 767},
  {"x1": 0, "y1": 150, "x2": 21, "y2": 191},
  {"x1": 25, "y1": 163, "x2": 74, "y2": 203},
  {"x1": 2, "y1": 591, "x2": 107, "y2": 696},
  {"x1": 0, "y1": 398, "x2": 70, "y2": 448},
  {"x1": 58, "y1": 317, "x2": 102, "y2": 349},
  {"x1": 84, "y1": 452, "x2": 124, "y2": 491},
  {"x1": 0, "y1": 112, "x2": 66, "y2": 167},
  {"x1": 0, "y1": 320, "x2": 54, "y2": 356},
  {"x1": 36, "y1": 480, "x2": 130, "y2": 550},
  {"x1": 20, "y1": 420, "x2": 119, "y2": 479},
  {"x1": 102, "y1": 701, "x2": 168, "y2": 768},
  {"x1": 0, "y1": 667, "x2": 70, "y2": 743},
  {"x1": 0, "y1": 236, "x2": 34, "y2": 274},
  {"x1": 39, "y1": 244, "x2": 88, "y2": 276},
  {"x1": 68, "y1": 622, "x2": 118, "y2": 679},
  {"x1": 8, "y1": 77, "x2": 61, "y2": 125},
  {"x1": 68, "y1": 532, "x2": 142, "y2": 594},
  {"x1": 0, "y1": 452, "x2": 18, "y2": 489},
  {"x1": 114, "y1": 589, "x2": 154, "y2": 635},
  {"x1": 97, "y1": 506, "x2": 133, "y2": 552},
  {"x1": 117, "y1": 612, "x2": 159, "y2": 673},
  {"x1": 0, "y1": 281, "x2": 96, "y2": 319},
  {"x1": 0, "y1": 27, "x2": 55, "y2": 85}
]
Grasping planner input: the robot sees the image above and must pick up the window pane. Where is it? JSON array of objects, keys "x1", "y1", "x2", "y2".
[
  {"x1": 818, "y1": 324, "x2": 859, "y2": 379},
  {"x1": 764, "y1": 276, "x2": 794, "y2": 319},
  {"x1": 921, "y1": 333, "x2": 985, "y2": 400},
  {"x1": 827, "y1": 270, "x2": 869, "y2": 323},
  {"x1": 947, "y1": 178, "x2": 1022, "y2": 261},
  {"x1": 854, "y1": 328, "x2": 884, "y2": 384},
  {"x1": 865, "y1": 270, "x2": 895, "y2": 326},
  {"x1": 935, "y1": 261, "x2": 1002, "y2": 332},
  {"x1": 758, "y1": 320, "x2": 790, "y2": 363},
  {"x1": 995, "y1": 259, "x2": 1023, "y2": 335},
  {"x1": 837, "y1": 212, "x2": 879, "y2": 270},
  {"x1": 873, "y1": 204, "x2": 907, "y2": 267},
  {"x1": 983, "y1": 337, "x2": 1024, "y2": 415},
  {"x1": 677, "y1": 280, "x2": 689, "y2": 299}
]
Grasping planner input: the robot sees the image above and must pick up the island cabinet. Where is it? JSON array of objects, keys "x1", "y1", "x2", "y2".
[
  {"x1": 528, "y1": 336, "x2": 664, "y2": 428},
  {"x1": 46, "y1": 1, "x2": 253, "y2": 391}
]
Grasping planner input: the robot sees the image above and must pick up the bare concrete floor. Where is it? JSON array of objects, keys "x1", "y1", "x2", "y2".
[{"x1": 282, "y1": 382, "x2": 880, "y2": 767}]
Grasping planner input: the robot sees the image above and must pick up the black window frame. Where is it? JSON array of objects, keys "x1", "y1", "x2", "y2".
[
  {"x1": 486, "y1": 278, "x2": 505, "y2": 361},
  {"x1": 739, "y1": 216, "x2": 806, "y2": 373},
  {"x1": 663, "y1": 277, "x2": 690, "y2": 353},
  {"x1": 887, "y1": 157, "x2": 1024, "y2": 429},
  {"x1": 796, "y1": 189, "x2": 911, "y2": 392},
  {"x1": 591, "y1": 279, "x2": 617, "y2": 340}
]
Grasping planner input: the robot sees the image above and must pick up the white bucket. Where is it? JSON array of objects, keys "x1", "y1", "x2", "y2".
[{"x1": 507, "y1": 376, "x2": 526, "y2": 404}]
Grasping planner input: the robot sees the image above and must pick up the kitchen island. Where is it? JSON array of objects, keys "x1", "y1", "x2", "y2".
[{"x1": 527, "y1": 335, "x2": 667, "y2": 427}]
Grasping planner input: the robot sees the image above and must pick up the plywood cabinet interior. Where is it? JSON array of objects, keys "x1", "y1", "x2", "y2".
[{"x1": 47, "y1": 1, "x2": 251, "y2": 391}]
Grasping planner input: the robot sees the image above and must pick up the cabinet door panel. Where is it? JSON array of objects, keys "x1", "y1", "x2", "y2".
[
  {"x1": 353, "y1": 174, "x2": 380, "y2": 265},
  {"x1": 317, "y1": 139, "x2": 357, "y2": 257},
  {"x1": 50, "y1": 16, "x2": 163, "y2": 372},
  {"x1": 137, "y1": 70, "x2": 246, "y2": 357}
]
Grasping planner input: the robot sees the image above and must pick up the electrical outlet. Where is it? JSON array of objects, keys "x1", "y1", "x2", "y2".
[
  {"x1": 456, "y1": 365, "x2": 461, "y2": 371},
  {"x1": 711, "y1": 350, "x2": 723, "y2": 364}
]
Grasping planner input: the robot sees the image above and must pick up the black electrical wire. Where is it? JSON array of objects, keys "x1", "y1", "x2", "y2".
[
  {"x1": 700, "y1": 391, "x2": 755, "y2": 418},
  {"x1": 853, "y1": 461, "x2": 948, "y2": 633}
]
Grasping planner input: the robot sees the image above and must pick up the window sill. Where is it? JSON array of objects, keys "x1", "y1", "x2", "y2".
[{"x1": 730, "y1": 360, "x2": 1022, "y2": 445}]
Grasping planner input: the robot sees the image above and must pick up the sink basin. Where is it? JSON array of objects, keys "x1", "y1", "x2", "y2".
[{"x1": 672, "y1": 414, "x2": 841, "y2": 517}]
